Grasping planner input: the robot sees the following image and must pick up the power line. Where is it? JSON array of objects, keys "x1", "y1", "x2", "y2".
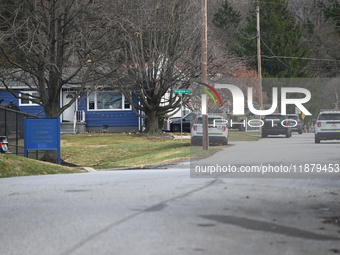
[
  {"x1": 260, "y1": 37, "x2": 293, "y2": 69},
  {"x1": 240, "y1": 30, "x2": 340, "y2": 64},
  {"x1": 241, "y1": 55, "x2": 340, "y2": 63},
  {"x1": 229, "y1": 0, "x2": 319, "y2": 9},
  {"x1": 262, "y1": 55, "x2": 340, "y2": 62}
]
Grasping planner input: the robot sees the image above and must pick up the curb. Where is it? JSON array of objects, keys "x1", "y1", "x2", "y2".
[{"x1": 82, "y1": 167, "x2": 97, "y2": 172}]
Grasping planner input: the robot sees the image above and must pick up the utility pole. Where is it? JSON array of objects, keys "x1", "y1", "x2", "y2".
[
  {"x1": 334, "y1": 86, "x2": 339, "y2": 110},
  {"x1": 202, "y1": 0, "x2": 208, "y2": 83},
  {"x1": 256, "y1": 2, "x2": 263, "y2": 113},
  {"x1": 202, "y1": 0, "x2": 209, "y2": 150}
]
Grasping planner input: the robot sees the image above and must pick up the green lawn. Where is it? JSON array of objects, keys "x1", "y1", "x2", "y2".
[
  {"x1": 61, "y1": 131, "x2": 260, "y2": 169},
  {"x1": 0, "y1": 153, "x2": 83, "y2": 178},
  {"x1": 61, "y1": 133, "x2": 191, "y2": 169},
  {"x1": 0, "y1": 130, "x2": 260, "y2": 177}
]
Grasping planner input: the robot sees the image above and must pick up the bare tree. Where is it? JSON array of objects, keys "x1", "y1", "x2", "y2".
[
  {"x1": 112, "y1": 0, "x2": 202, "y2": 134},
  {"x1": 0, "y1": 0, "x2": 118, "y2": 116},
  {"x1": 0, "y1": 0, "x2": 119, "y2": 162}
]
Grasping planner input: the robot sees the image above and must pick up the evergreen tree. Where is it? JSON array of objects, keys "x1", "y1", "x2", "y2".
[
  {"x1": 212, "y1": 0, "x2": 241, "y2": 31},
  {"x1": 232, "y1": 0, "x2": 311, "y2": 78},
  {"x1": 212, "y1": 0, "x2": 241, "y2": 48}
]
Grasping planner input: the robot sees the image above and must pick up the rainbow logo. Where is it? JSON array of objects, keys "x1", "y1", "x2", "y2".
[{"x1": 196, "y1": 82, "x2": 223, "y2": 106}]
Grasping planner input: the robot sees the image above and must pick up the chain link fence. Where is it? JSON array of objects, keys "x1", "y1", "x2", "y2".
[{"x1": 0, "y1": 105, "x2": 44, "y2": 159}]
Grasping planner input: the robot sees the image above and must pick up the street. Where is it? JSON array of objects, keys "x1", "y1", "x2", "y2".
[
  {"x1": 191, "y1": 132, "x2": 340, "y2": 178},
  {"x1": 0, "y1": 133, "x2": 339, "y2": 255}
]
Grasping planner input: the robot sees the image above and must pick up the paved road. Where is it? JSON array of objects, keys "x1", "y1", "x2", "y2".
[
  {"x1": 0, "y1": 133, "x2": 339, "y2": 255},
  {"x1": 191, "y1": 132, "x2": 340, "y2": 178}
]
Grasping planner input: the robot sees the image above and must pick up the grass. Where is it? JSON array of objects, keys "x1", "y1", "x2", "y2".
[
  {"x1": 0, "y1": 130, "x2": 260, "y2": 177},
  {"x1": 61, "y1": 133, "x2": 191, "y2": 169},
  {"x1": 228, "y1": 130, "x2": 260, "y2": 142},
  {"x1": 0, "y1": 153, "x2": 83, "y2": 178},
  {"x1": 61, "y1": 131, "x2": 260, "y2": 169}
]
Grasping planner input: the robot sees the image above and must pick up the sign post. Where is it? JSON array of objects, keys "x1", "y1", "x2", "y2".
[{"x1": 173, "y1": 89, "x2": 191, "y2": 140}]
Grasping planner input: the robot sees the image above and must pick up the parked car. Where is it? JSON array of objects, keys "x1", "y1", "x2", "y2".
[
  {"x1": 314, "y1": 110, "x2": 340, "y2": 143},
  {"x1": 261, "y1": 113, "x2": 292, "y2": 138},
  {"x1": 191, "y1": 115, "x2": 228, "y2": 145},
  {"x1": 287, "y1": 114, "x2": 303, "y2": 134},
  {"x1": 169, "y1": 112, "x2": 194, "y2": 132}
]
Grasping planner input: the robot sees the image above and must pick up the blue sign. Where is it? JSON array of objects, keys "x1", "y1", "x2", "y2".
[{"x1": 24, "y1": 118, "x2": 61, "y2": 164}]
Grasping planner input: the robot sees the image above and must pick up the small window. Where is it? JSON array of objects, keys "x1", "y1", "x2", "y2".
[
  {"x1": 19, "y1": 91, "x2": 39, "y2": 106},
  {"x1": 124, "y1": 102, "x2": 131, "y2": 109},
  {"x1": 287, "y1": 115, "x2": 299, "y2": 120},
  {"x1": 264, "y1": 115, "x2": 286, "y2": 121},
  {"x1": 88, "y1": 93, "x2": 95, "y2": 110},
  {"x1": 319, "y1": 113, "x2": 340, "y2": 120}
]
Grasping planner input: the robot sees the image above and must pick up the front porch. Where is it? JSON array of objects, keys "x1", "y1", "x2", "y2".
[
  {"x1": 61, "y1": 110, "x2": 86, "y2": 134},
  {"x1": 61, "y1": 121, "x2": 87, "y2": 134}
]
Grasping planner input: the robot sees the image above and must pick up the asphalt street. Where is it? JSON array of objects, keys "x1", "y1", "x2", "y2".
[
  {"x1": 191, "y1": 132, "x2": 340, "y2": 178},
  {"x1": 0, "y1": 133, "x2": 339, "y2": 255}
]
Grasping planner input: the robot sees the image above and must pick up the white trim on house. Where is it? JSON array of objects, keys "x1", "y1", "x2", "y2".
[
  {"x1": 18, "y1": 91, "x2": 40, "y2": 106},
  {"x1": 87, "y1": 90, "x2": 131, "y2": 111}
]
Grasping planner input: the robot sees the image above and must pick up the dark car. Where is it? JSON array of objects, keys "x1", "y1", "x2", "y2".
[
  {"x1": 287, "y1": 114, "x2": 303, "y2": 134},
  {"x1": 261, "y1": 114, "x2": 292, "y2": 138},
  {"x1": 169, "y1": 112, "x2": 194, "y2": 132}
]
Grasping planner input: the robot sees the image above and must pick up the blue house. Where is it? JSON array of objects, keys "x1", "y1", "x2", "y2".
[{"x1": 0, "y1": 85, "x2": 141, "y2": 134}]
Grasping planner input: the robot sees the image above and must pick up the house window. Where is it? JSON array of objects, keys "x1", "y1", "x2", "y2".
[
  {"x1": 19, "y1": 91, "x2": 40, "y2": 106},
  {"x1": 88, "y1": 91, "x2": 131, "y2": 111}
]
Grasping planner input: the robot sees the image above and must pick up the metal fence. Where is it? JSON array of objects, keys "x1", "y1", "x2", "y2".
[{"x1": 0, "y1": 105, "x2": 44, "y2": 159}]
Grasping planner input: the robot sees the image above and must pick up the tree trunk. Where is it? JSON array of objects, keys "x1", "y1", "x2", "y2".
[
  {"x1": 144, "y1": 110, "x2": 163, "y2": 135},
  {"x1": 40, "y1": 101, "x2": 61, "y2": 164},
  {"x1": 41, "y1": 150, "x2": 59, "y2": 164}
]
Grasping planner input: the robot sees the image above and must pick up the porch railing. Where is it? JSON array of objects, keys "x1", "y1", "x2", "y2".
[{"x1": 76, "y1": 110, "x2": 85, "y2": 122}]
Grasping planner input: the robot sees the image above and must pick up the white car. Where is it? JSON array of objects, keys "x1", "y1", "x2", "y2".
[
  {"x1": 314, "y1": 110, "x2": 340, "y2": 143},
  {"x1": 191, "y1": 115, "x2": 228, "y2": 145}
]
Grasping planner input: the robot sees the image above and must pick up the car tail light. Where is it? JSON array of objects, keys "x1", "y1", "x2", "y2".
[
  {"x1": 284, "y1": 121, "x2": 289, "y2": 126},
  {"x1": 0, "y1": 143, "x2": 2, "y2": 147},
  {"x1": 222, "y1": 126, "x2": 227, "y2": 132},
  {"x1": 317, "y1": 122, "x2": 321, "y2": 127},
  {"x1": 193, "y1": 125, "x2": 197, "y2": 131}
]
